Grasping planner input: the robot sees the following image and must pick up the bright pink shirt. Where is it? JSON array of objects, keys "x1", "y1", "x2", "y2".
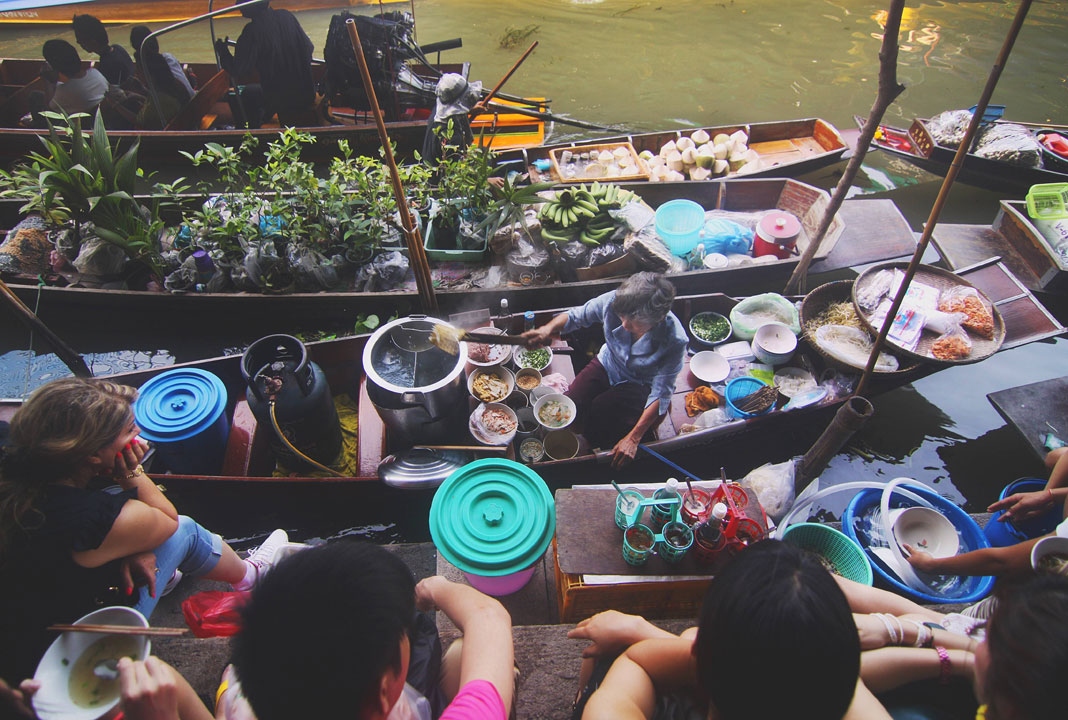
[{"x1": 439, "y1": 680, "x2": 507, "y2": 720}]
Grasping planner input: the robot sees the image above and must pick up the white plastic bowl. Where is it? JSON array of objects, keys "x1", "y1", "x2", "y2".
[
  {"x1": 751, "y1": 322, "x2": 797, "y2": 366},
  {"x1": 532, "y1": 392, "x2": 577, "y2": 430},
  {"x1": 33, "y1": 606, "x2": 151, "y2": 720},
  {"x1": 690, "y1": 351, "x2": 730, "y2": 384},
  {"x1": 467, "y1": 366, "x2": 515, "y2": 404},
  {"x1": 892, "y1": 507, "x2": 960, "y2": 559}
]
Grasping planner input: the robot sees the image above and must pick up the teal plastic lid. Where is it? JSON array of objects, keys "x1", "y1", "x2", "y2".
[
  {"x1": 134, "y1": 369, "x2": 228, "y2": 442},
  {"x1": 430, "y1": 458, "x2": 555, "y2": 577}
]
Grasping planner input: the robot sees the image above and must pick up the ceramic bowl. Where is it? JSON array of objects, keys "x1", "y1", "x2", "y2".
[
  {"x1": 469, "y1": 402, "x2": 518, "y2": 446},
  {"x1": 465, "y1": 326, "x2": 511, "y2": 367},
  {"x1": 32, "y1": 607, "x2": 151, "y2": 720},
  {"x1": 467, "y1": 366, "x2": 515, "y2": 404},
  {"x1": 532, "y1": 393, "x2": 577, "y2": 431},
  {"x1": 689, "y1": 311, "x2": 733, "y2": 347},
  {"x1": 892, "y1": 507, "x2": 960, "y2": 559},
  {"x1": 514, "y1": 367, "x2": 543, "y2": 394},
  {"x1": 513, "y1": 346, "x2": 553, "y2": 372},
  {"x1": 751, "y1": 322, "x2": 797, "y2": 366},
  {"x1": 690, "y1": 351, "x2": 730, "y2": 384}
]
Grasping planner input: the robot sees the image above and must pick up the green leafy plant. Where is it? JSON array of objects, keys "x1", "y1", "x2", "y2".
[{"x1": 478, "y1": 174, "x2": 555, "y2": 244}]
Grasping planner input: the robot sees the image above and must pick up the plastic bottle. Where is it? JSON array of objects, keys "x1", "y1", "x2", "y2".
[
  {"x1": 697, "y1": 502, "x2": 728, "y2": 545},
  {"x1": 496, "y1": 298, "x2": 510, "y2": 332},
  {"x1": 650, "y1": 478, "x2": 680, "y2": 531},
  {"x1": 523, "y1": 311, "x2": 536, "y2": 332}
]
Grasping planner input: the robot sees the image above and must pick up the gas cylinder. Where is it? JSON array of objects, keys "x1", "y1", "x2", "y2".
[{"x1": 241, "y1": 335, "x2": 343, "y2": 471}]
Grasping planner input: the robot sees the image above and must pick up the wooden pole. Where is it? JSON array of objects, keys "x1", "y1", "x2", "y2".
[
  {"x1": 855, "y1": 0, "x2": 1033, "y2": 398},
  {"x1": 784, "y1": 0, "x2": 906, "y2": 296},
  {"x1": 345, "y1": 18, "x2": 438, "y2": 313},
  {"x1": 0, "y1": 279, "x2": 92, "y2": 377},
  {"x1": 471, "y1": 41, "x2": 539, "y2": 115}
]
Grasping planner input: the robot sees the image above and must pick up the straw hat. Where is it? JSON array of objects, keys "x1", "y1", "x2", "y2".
[{"x1": 432, "y1": 73, "x2": 482, "y2": 122}]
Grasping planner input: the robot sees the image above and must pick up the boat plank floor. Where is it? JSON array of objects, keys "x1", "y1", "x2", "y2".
[{"x1": 987, "y1": 375, "x2": 1068, "y2": 460}]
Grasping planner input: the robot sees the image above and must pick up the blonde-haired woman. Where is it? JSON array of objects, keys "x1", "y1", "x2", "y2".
[{"x1": 0, "y1": 378, "x2": 285, "y2": 685}]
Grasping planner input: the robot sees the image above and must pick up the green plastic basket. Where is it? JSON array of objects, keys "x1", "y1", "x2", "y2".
[
  {"x1": 1025, "y1": 182, "x2": 1068, "y2": 221},
  {"x1": 781, "y1": 522, "x2": 873, "y2": 586}
]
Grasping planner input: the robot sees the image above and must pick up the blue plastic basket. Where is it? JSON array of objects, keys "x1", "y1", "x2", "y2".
[
  {"x1": 842, "y1": 484, "x2": 994, "y2": 605},
  {"x1": 984, "y1": 478, "x2": 1062, "y2": 547},
  {"x1": 724, "y1": 376, "x2": 775, "y2": 419},
  {"x1": 654, "y1": 199, "x2": 705, "y2": 256}
]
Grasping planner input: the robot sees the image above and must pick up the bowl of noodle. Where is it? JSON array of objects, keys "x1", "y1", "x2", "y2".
[
  {"x1": 468, "y1": 366, "x2": 515, "y2": 403},
  {"x1": 532, "y1": 393, "x2": 577, "y2": 431}
]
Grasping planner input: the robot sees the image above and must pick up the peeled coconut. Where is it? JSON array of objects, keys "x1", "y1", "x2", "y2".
[
  {"x1": 638, "y1": 149, "x2": 655, "y2": 161},
  {"x1": 691, "y1": 129, "x2": 711, "y2": 145},
  {"x1": 665, "y1": 170, "x2": 686, "y2": 182},
  {"x1": 659, "y1": 140, "x2": 677, "y2": 158},
  {"x1": 728, "y1": 153, "x2": 748, "y2": 172},
  {"x1": 680, "y1": 147, "x2": 698, "y2": 166},
  {"x1": 713, "y1": 159, "x2": 729, "y2": 175},
  {"x1": 713, "y1": 143, "x2": 729, "y2": 160},
  {"x1": 689, "y1": 166, "x2": 712, "y2": 181},
  {"x1": 713, "y1": 133, "x2": 731, "y2": 146},
  {"x1": 598, "y1": 150, "x2": 614, "y2": 164},
  {"x1": 695, "y1": 144, "x2": 716, "y2": 169},
  {"x1": 676, "y1": 136, "x2": 695, "y2": 152},
  {"x1": 666, "y1": 150, "x2": 685, "y2": 172}
]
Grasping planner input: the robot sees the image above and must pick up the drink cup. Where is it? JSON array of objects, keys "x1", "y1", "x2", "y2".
[
  {"x1": 515, "y1": 408, "x2": 538, "y2": 440},
  {"x1": 622, "y1": 524, "x2": 656, "y2": 566},
  {"x1": 681, "y1": 488, "x2": 713, "y2": 526},
  {"x1": 615, "y1": 488, "x2": 645, "y2": 529},
  {"x1": 658, "y1": 521, "x2": 693, "y2": 563}
]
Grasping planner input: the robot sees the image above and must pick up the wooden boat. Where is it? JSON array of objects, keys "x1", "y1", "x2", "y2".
[
  {"x1": 495, "y1": 118, "x2": 850, "y2": 185},
  {"x1": 859, "y1": 116, "x2": 1068, "y2": 196},
  {"x1": 987, "y1": 375, "x2": 1068, "y2": 462},
  {"x1": 0, "y1": 178, "x2": 921, "y2": 329},
  {"x1": 3, "y1": 259, "x2": 1053, "y2": 487},
  {"x1": 0, "y1": 0, "x2": 399, "y2": 25},
  {"x1": 931, "y1": 199, "x2": 1068, "y2": 296},
  {"x1": 0, "y1": 57, "x2": 549, "y2": 165}
]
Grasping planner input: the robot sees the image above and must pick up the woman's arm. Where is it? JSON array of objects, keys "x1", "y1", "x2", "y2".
[
  {"x1": 844, "y1": 679, "x2": 894, "y2": 720},
  {"x1": 860, "y1": 647, "x2": 974, "y2": 694},
  {"x1": 611, "y1": 401, "x2": 662, "y2": 469},
  {"x1": 567, "y1": 610, "x2": 688, "y2": 658},
  {"x1": 520, "y1": 312, "x2": 569, "y2": 348},
  {"x1": 905, "y1": 537, "x2": 1038, "y2": 577},
  {"x1": 582, "y1": 638, "x2": 697, "y2": 720},
  {"x1": 115, "y1": 439, "x2": 179, "y2": 521}
]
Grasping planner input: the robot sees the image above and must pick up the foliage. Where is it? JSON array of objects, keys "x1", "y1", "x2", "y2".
[
  {"x1": 478, "y1": 174, "x2": 554, "y2": 244},
  {"x1": 429, "y1": 121, "x2": 496, "y2": 232}
]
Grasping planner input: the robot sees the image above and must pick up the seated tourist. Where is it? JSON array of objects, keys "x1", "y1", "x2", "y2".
[
  {"x1": 126, "y1": 27, "x2": 193, "y2": 129},
  {"x1": 41, "y1": 39, "x2": 108, "y2": 116},
  {"x1": 72, "y1": 14, "x2": 135, "y2": 86},
  {"x1": 130, "y1": 25, "x2": 196, "y2": 99}
]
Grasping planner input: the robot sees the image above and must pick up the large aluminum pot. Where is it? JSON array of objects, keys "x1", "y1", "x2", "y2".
[{"x1": 363, "y1": 315, "x2": 469, "y2": 442}]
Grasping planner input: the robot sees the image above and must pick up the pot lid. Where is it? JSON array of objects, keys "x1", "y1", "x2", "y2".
[
  {"x1": 378, "y1": 448, "x2": 472, "y2": 490},
  {"x1": 757, "y1": 211, "x2": 801, "y2": 241},
  {"x1": 134, "y1": 369, "x2": 227, "y2": 442},
  {"x1": 430, "y1": 458, "x2": 555, "y2": 577}
]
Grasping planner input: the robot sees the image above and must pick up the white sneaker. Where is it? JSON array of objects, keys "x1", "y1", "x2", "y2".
[
  {"x1": 245, "y1": 529, "x2": 288, "y2": 585},
  {"x1": 160, "y1": 569, "x2": 183, "y2": 597}
]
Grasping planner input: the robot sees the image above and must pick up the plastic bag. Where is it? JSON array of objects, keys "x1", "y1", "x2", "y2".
[
  {"x1": 701, "y1": 217, "x2": 753, "y2": 255},
  {"x1": 729, "y1": 293, "x2": 801, "y2": 340},
  {"x1": 244, "y1": 240, "x2": 285, "y2": 290},
  {"x1": 560, "y1": 239, "x2": 589, "y2": 266},
  {"x1": 181, "y1": 590, "x2": 249, "y2": 638},
  {"x1": 163, "y1": 256, "x2": 197, "y2": 293},
  {"x1": 925, "y1": 109, "x2": 973, "y2": 148},
  {"x1": 371, "y1": 250, "x2": 410, "y2": 288},
  {"x1": 587, "y1": 243, "x2": 626, "y2": 267},
  {"x1": 289, "y1": 245, "x2": 340, "y2": 291},
  {"x1": 974, "y1": 123, "x2": 1043, "y2": 168},
  {"x1": 72, "y1": 235, "x2": 127, "y2": 277},
  {"x1": 740, "y1": 460, "x2": 796, "y2": 523},
  {"x1": 938, "y1": 285, "x2": 995, "y2": 339},
  {"x1": 930, "y1": 324, "x2": 973, "y2": 361}
]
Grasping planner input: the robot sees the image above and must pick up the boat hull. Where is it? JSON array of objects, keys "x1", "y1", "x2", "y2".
[{"x1": 0, "y1": 0, "x2": 391, "y2": 25}]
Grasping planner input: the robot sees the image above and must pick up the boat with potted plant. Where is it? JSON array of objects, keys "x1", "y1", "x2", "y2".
[{"x1": 3, "y1": 258, "x2": 1057, "y2": 487}]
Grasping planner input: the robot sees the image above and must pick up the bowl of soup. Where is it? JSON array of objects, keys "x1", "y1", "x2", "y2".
[{"x1": 33, "y1": 606, "x2": 151, "y2": 720}]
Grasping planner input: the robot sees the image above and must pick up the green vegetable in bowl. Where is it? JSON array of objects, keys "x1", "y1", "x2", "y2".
[
  {"x1": 517, "y1": 347, "x2": 550, "y2": 369},
  {"x1": 692, "y1": 313, "x2": 730, "y2": 342}
]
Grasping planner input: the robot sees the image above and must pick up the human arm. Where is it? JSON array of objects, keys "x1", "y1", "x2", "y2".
[
  {"x1": 988, "y1": 447, "x2": 1068, "y2": 522},
  {"x1": 904, "y1": 538, "x2": 1038, "y2": 577},
  {"x1": 853, "y1": 614, "x2": 976, "y2": 652},
  {"x1": 582, "y1": 637, "x2": 697, "y2": 720},
  {"x1": 860, "y1": 647, "x2": 974, "y2": 694},
  {"x1": 118, "y1": 657, "x2": 214, "y2": 720},
  {"x1": 520, "y1": 312, "x2": 568, "y2": 348},
  {"x1": 567, "y1": 610, "x2": 687, "y2": 658},
  {"x1": 843, "y1": 679, "x2": 893, "y2": 720},
  {"x1": 415, "y1": 576, "x2": 514, "y2": 712},
  {"x1": 0, "y1": 678, "x2": 37, "y2": 719},
  {"x1": 611, "y1": 400, "x2": 662, "y2": 469}
]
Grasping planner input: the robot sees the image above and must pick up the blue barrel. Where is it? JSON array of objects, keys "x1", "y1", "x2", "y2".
[
  {"x1": 983, "y1": 478, "x2": 1061, "y2": 547},
  {"x1": 134, "y1": 369, "x2": 229, "y2": 475}
]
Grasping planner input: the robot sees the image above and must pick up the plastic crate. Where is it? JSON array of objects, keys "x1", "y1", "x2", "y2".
[{"x1": 1025, "y1": 183, "x2": 1068, "y2": 220}]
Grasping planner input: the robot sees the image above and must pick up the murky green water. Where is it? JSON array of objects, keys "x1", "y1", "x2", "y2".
[{"x1": 1, "y1": 0, "x2": 1066, "y2": 539}]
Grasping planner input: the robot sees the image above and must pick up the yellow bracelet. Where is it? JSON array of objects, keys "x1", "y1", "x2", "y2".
[{"x1": 124, "y1": 464, "x2": 145, "y2": 480}]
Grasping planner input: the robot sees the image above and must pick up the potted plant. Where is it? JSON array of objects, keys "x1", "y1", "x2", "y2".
[{"x1": 425, "y1": 122, "x2": 496, "y2": 258}]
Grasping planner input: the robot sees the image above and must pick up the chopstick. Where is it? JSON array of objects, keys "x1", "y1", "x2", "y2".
[
  {"x1": 462, "y1": 331, "x2": 529, "y2": 345},
  {"x1": 47, "y1": 624, "x2": 188, "y2": 636}
]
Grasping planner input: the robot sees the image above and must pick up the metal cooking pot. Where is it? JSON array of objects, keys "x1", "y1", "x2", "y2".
[{"x1": 363, "y1": 315, "x2": 469, "y2": 442}]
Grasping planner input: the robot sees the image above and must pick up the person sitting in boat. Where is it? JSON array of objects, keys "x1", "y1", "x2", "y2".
[
  {"x1": 72, "y1": 14, "x2": 135, "y2": 87},
  {"x1": 126, "y1": 27, "x2": 194, "y2": 130},
  {"x1": 214, "y1": 0, "x2": 316, "y2": 128},
  {"x1": 227, "y1": 541, "x2": 515, "y2": 720},
  {"x1": 521, "y1": 272, "x2": 687, "y2": 469},
  {"x1": 0, "y1": 377, "x2": 288, "y2": 686},
  {"x1": 130, "y1": 25, "x2": 196, "y2": 99},
  {"x1": 40, "y1": 39, "x2": 109, "y2": 116},
  {"x1": 572, "y1": 540, "x2": 882, "y2": 720},
  {"x1": 422, "y1": 72, "x2": 482, "y2": 166}
]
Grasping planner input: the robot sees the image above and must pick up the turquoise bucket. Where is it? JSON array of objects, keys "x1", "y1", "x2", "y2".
[{"x1": 134, "y1": 368, "x2": 229, "y2": 475}]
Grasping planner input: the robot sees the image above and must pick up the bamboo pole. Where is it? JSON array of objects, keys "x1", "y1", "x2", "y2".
[
  {"x1": 0, "y1": 278, "x2": 92, "y2": 378},
  {"x1": 855, "y1": 0, "x2": 1033, "y2": 398},
  {"x1": 471, "y1": 41, "x2": 539, "y2": 115},
  {"x1": 345, "y1": 19, "x2": 438, "y2": 313},
  {"x1": 783, "y1": 0, "x2": 906, "y2": 296}
]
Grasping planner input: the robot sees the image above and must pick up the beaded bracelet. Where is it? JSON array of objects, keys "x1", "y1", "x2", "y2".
[
  {"x1": 906, "y1": 619, "x2": 933, "y2": 648},
  {"x1": 935, "y1": 645, "x2": 951, "y2": 685},
  {"x1": 873, "y1": 613, "x2": 900, "y2": 645}
]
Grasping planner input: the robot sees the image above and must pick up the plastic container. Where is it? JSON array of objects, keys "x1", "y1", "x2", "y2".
[
  {"x1": 654, "y1": 199, "x2": 705, "y2": 256},
  {"x1": 542, "y1": 429, "x2": 580, "y2": 460},
  {"x1": 429, "y1": 458, "x2": 555, "y2": 596},
  {"x1": 658, "y1": 521, "x2": 694, "y2": 563},
  {"x1": 753, "y1": 211, "x2": 801, "y2": 260},
  {"x1": 781, "y1": 522, "x2": 873, "y2": 586},
  {"x1": 650, "y1": 478, "x2": 681, "y2": 531},
  {"x1": 724, "y1": 376, "x2": 775, "y2": 419},
  {"x1": 1025, "y1": 182, "x2": 1068, "y2": 220},
  {"x1": 134, "y1": 368, "x2": 229, "y2": 475},
  {"x1": 983, "y1": 477, "x2": 1062, "y2": 547},
  {"x1": 842, "y1": 484, "x2": 994, "y2": 604}
]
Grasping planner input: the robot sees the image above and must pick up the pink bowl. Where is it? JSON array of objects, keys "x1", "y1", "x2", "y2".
[{"x1": 462, "y1": 565, "x2": 537, "y2": 596}]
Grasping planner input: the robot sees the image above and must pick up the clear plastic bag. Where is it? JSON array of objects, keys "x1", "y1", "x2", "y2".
[
  {"x1": 729, "y1": 293, "x2": 801, "y2": 340},
  {"x1": 930, "y1": 324, "x2": 973, "y2": 361},
  {"x1": 72, "y1": 235, "x2": 128, "y2": 277},
  {"x1": 926, "y1": 109, "x2": 973, "y2": 148},
  {"x1": 289, "y1": 246, "x2": 340, "y2": 291},
  {"x1": 938, "y1": 285, "x2": 995, "y2": 339},
  {"x1": 740, "y1": 460, "x2": 796, "y2": 523},
  {"x1": 371, "y1": 250, "x2": 410, "y2": 288},
  {"x1": 974, "y1": 123, "x2": 1043, "y2": 168}
]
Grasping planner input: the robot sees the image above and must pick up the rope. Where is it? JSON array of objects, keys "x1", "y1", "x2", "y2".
[{"x1": 268, "y1": 400, "x2": 344, "y2": 477}]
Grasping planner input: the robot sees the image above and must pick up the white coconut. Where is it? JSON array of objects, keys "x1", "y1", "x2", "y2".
[
  {"x1": 676, "y1": 136, "x2": 695, "y2": 152},
  {"x1": 612, "y1": 146, "x2": 630, "y2": 160},
  {"x1": 598, "y1": 150, "x2": 615, "y2": 164},
  {"x1": 638, "y1": 149, "x2": 655, "y2": 161},
  {"x1": 713, "y1": 133, "x2": 731, "y2": 146},
  {"x1": 680, "y1": 147, "x2": 698, "y2": 166},
  {"x1": 713, "y1": 143, "x2": 729, "y2": 160},
  {"x1": 666, "y1": 170, "x2": 686, "y2": 182},
  {"x1": 618, "y1": 155, "x2": 634, "y2": 168},
  {"x1": 728, "y1": 153, "x2": 748, "y2": 172},
  {"x1": 659, "y1": 140, "x2": 677, "y2": 158},
  {"x1": 713, "y1": 159, "x2": 730, "y2": 175},
  {"x1": 604, "y1": 165, "x2": 622, "y2": 177},
  {"x1": 691, "y1": 129, "x2": 711, "y2": 145},
  {"x1": 689, "y1": 166, "x2": 712, "y2": 181},
  {"x1": 666, "y1": 150, "x2": 684, "y2": 172}
]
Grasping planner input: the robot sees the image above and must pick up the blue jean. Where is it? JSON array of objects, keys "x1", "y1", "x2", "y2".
[{"x1": 133, "y1": 515, "x2": 223, "y2": 617}]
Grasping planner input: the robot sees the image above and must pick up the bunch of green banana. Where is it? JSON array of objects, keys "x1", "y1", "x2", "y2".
[
  {"x1": 582, "y1": 181, "x2": 637, "y2": 211},
  {"x1": 538, "y1": 188, "x2": 600, "y2": 229},
  {"x1": 538, "y1": 182, "x2": 637, "y2": 246}
]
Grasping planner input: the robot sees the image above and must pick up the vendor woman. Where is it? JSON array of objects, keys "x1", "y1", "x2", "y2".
[{"x1": 521, "y1": 272, "x2": 687, "y2": 468}]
